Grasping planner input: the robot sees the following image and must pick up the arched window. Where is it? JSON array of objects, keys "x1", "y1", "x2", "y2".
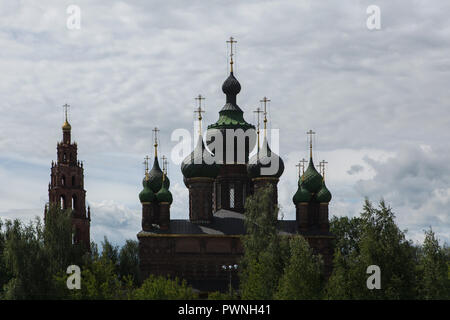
[
  {"x1": 63, "y1": 153, "x2": 67, "y2": 161},
  {"x1": 72, "y1": 176, "x2": 76, "y2": 186},
  {"x1": 60, "y1": 195, "x2": 66, "y2": 209},
  {"x1": 72, "y1": 195, "x2": 77, "y2": 210},
  {"x1": 61, "y1": 175, "x2": 66, "y2": 186}
]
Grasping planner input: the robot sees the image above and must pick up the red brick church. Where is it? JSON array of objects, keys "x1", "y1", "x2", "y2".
[{"x1": 137, "y1": 39, "x2": 334, "y2": 292}]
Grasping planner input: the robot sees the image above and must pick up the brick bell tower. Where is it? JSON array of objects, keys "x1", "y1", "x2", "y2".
[{"x1": 46, "y1": 104, "x2": 90, "y2": 248}]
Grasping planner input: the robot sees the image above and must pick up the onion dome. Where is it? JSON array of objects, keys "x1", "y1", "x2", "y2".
[
  {"x1": 146, "y1": 157, "x2": 170, "y2": 193},
  {"x1": 316, "y1": 180, "x2": 332, "y2": 203},
  {"x1": 208, "y1": 72, "x2": 254, "y2": 131},
  {"x1": 301, "y1": 159, "x2": 323, "y2": 193},
  {"x1": 139, "y1": 176, "x2": 155, "y2": 203},
  {"x1": 222, "y1": 72, "x2": 241, "y2": 96},
  {"x1": 247, "y1": 137, "x2": 284, "y2": 178},
  {"x1": 181, "y1": 136, "x2": 219, "y2": 179},
  {"x1": 293, "y1": 181, "x2": 312, "y2": 204},
  {"x1": 156, "y1": 177, "x2": 173, "y2": 204},
  {"x1": 62, "y1": 120, "x2": 71, "y2": 131}
]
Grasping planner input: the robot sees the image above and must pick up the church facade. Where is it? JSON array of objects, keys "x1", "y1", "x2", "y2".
[{"x1": 137, "y1": 40, "x2": 334, "y2": 292}]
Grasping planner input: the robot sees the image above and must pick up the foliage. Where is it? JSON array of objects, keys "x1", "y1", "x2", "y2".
[
  {"x1": 275, "y1": 236, "x2": 324, "y2": 300},
  {"x1": 0, "y1": 205, "x2": 87, "y2": 299},
  {"x1": 133, "y1": 275, "x2": 197, "y2": 300},
  {"x1": 240, "y1": 185, "x2": 290, "y2": 299},
  {"x1": 327, "y1": 199, "x2": 418, "y2": 299},
  {"x1": 417, "y1": 228, "x2": 450, "y2": 299},
  {"x1": 118, "y1": 240, "x2": 141, "y2": 286}
]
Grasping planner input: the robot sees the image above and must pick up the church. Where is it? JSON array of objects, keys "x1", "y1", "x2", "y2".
[
  {"x1": 136, "y1": 38, "x2": 335, "y2": 292},
  {"x1": 44, "y1": 38, "x2": 334, "y2": 293}
]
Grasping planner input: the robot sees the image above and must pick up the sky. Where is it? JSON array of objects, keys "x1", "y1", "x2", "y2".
[{"x1": 0, "y1": 0, "x2": 449, "y2": 246}]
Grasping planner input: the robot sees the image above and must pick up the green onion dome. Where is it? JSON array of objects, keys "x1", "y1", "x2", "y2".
[
  {"x1": 293, "y1": 180, "x2": 312, "y2": 204},
  {"x1": 139, "y1": 174, "x2": 156, "y2": 203},
  {"x1": 181, "y1": 136, "x2": 219, "y2": 179},
  {"x1": 301, "y1": 159, "x2": 323, "y2": 193},
  {"x1": 139, "y1": 183, "x2": 155, "y2": 203},
  {"x1": 156, "y1": 178, "x2": 173, "y2": 204},
  {"x1": 316, "y1": 180, "x2": 332, "y2": 203},
  {"x1": 247, "y1": 137, "x2": 284, "y2": 179},
  {"x1": 146, "y1": 157, "x2": 170, "y2": 193}
]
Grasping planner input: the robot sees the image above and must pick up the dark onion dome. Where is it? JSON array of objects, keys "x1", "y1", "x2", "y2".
[
  {"x1": 139, "y1": 175, "x2": 155, "y2": 203},
  {"x1": 208, "y1": 72, "x2": 254, "y2": 131},
  {"x1": 181, "y1": 136, "x2": 219, "y2": 179},
  {"x1": 301, "y1": 158, "x2": 323, "y2": 193},
  {"x1": 293, "y1": 181, "x2": 312, "y2": 204},
  {"x1": 316, "y1": 180, "x2": 332, "y2": 203},
  {"x1": 146, "y1": 156, "x2": 170, "y2": 193},
  {"x1": 222, "y1": 72, "x2": 241, "y2": 96},
  {"x1": 156, "y1": 177, "x2": 173, "y2": 204},
  {"x1": 247, "y1": 137, "x2": 284, "y2": 179}
]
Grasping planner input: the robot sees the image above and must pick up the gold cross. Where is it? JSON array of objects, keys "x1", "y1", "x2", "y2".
[
  {"x1": 253, "y1": 107, "x2": 263, "y2": 151},
  {"x1": 226, "y1": 36, "x2": 237, "y2": 72},
  {"x1": 143, "y1": 155, "x2": 150, "y2": 173},
  {"x1": 319, "y1": 160, "x2": 328, "y2": 180},
  {"x1": 300, "y1": 158, "x2": 307, "y2": 174},
  {"x1": 162, "y1": 155, "x2": 168, "y2": 181},
  {"x1": 306, "y1": 130, "x2": 316, "y2": 158},
  {"x1": 260, "y1": 97, "x2": 271, "y2": 137},
  {"x1": 152, "y1": 127, "x2": 160, "y2": 157},
  {"x1": 194, "y1": 95, "x2": 206, "y2": 135},
  {"x1": 63, "y1": 103, "x2": 70, "y2": 122}
]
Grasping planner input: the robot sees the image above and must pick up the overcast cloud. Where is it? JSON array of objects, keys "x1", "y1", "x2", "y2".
[{"x1": 0, "y1": 0, "x2": 449, "y2": 245}]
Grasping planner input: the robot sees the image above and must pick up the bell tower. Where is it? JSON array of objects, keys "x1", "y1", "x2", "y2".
[{"x1": 47, "y1": 104, "x2": 90, "y2": 248}]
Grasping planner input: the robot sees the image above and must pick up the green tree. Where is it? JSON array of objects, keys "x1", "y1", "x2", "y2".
[
  {"x1": 133, "y1": 275, "x2": 197, "y2": 300},
  {"x1": 1, "y1": 205, "x2": 87, "y2": 299},
  {"x1": 417, "y1": 228, "x2": 450, "y2": 299},
  {"x1": 240, "y1": 185, "x2": 289, "y2": 299},
  {"x1": 275, "y1": 236, "x2": 324, "y2": 300},
  {"x1": 327, "y1": 199, "x2": 417, "y2": 299},
  {"x1": 118, "y1": 240, "x2": 141, "y2": 285}
]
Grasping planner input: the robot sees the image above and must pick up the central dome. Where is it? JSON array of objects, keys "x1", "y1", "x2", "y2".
[{"x1": 222, "y1": 72, "x2": 241, "y2": 96}]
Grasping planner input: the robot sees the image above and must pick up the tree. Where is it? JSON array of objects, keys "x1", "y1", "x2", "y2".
[
  {"x1": 133, "y1": 275, "x2": 197, "y2": 300},
  {"x1": 327, "y1": 199, "x2": 417, "y2": 299},
  {"x1": 239, "y1": 185, "x2": 289, "y2": 299},
  {"x1": 417, "y1": 228, "x2": 450, "y2": 299},
  {"x1": 118, "y1": 240, "x2": 141, "y2": 285},
  {"x1": 1, "y1": 205, "x2": 87, "y2": 299},
  {"x1": 275, "y1": 236, "x2": 324, "y2": 300}
]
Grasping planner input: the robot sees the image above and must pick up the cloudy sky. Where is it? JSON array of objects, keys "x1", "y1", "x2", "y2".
[{"x1": 0, "y1": 0, "x2": 449, "y2": 246}]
